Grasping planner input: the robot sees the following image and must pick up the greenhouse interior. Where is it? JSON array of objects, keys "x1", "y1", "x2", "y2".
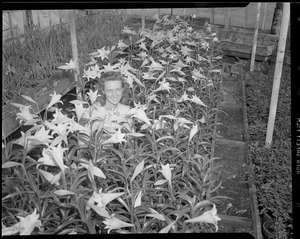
[{"x1": 2, "y1": 3, "x2": 293, "y2": 238}]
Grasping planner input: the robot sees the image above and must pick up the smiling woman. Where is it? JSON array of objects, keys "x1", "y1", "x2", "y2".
[
  {"x1": 96, "y1": 71, "x2": 130, "y2": 109},
  {"x1": 93, "y1": 71, "x2": 133, "y2": 132}
]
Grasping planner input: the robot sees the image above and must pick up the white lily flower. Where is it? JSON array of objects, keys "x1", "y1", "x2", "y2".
[
  {"x1": 16, "y1": 105, "x2": 38, "y2": 124},
  {"x1": 14, "y1": 125, "x2": 52, "y2": 148},
  {"x1": 154, "y1": 78, "x2": 171, "y2": 93},
  {"x1": 139, "y1": 42, "x2": 148, "y2": 52},
  {"x1": 184, "y1": 204, "x2": 221, "y2": 232},
  {"x1": 152, "y1": 119, "x2": 167, "y2": 130},
  {"x1": 131, "y1": 107, "x2": 151, "y2": 125},
  {"x1": 158, "y1": 163, "x2": 173, "y2": 187},
  {"x1": 2, "y1": 209, "x2": 42, "y2": 235},
  {"x1": 30, "y1": 125, "x2": 53, "y2": 146},
  {"x1": 177, "y1": 91, "x2": 189, "y2": 103},
  {"x1": 69, "y1": 119, "x2": 91, "y2": 133},
  {"x1": 189, "y1": 95, "x2": 207, "y2": 107},
  {"x1": 70, "y1": 100, "x2": 90, "y2": 121},
  {"x1": 189, "y1": 123, "x2": 198, "y2": 142},
  {"x1": 101, "y1": 128, "x2": 126, "y2": 145},
  {"x1": 37, "y1": 145, "x2": 68, "y2": 172},
  {"x1": 87, "y1": 189, "x2": 124, "y2": 210},
  {"x1": 89, "y1": 46, "x2": 110, "y2": 61},
  {"x1": 86, "y1": 89, "x2": 100, "y2": 104},
  {"x1": 51, "y1": 108, "x2": 72, "y2": 124},
  {"x1": 117, "y1": 39, "x2": 129, "y2": 49},
  {"x1": 213, "y1": 37, "x2": 219, "y2": 42},
  {"x1": 147, "y1": 59, "x2": 164, "y2": 72},
  {"x1": 137, "y1": 51, "x2": 148, "y2": 60},
  {"x1": 44, "y1": 121, "x2": 69, "y2": 145},
  {"x1": 180, "y1": 45, "x2": 193, "y2": 56},
  {"x1": 103, "y1": 62, "x2": 121, "y2": 72},
  {"x1": 83, "y1": 64, "x2": 103, "y2": 80},
  {"x1": 103, "y1": 215, "x2": 134, "y2": 233},
  {"x1": 47, "y1": 91, "x2": 63, "y2": 110},
  {"x1": 58, "y1": 59, "x2": 77, "y2": 70},
  {"x1": 174, "y1": 117, "x2": 194, "y2": 131},
  {"x1": 122, "y1": 26, "x2": 137, "y2": 35},
  {"x1": 48, "y1": 143, "x2": 68, "y2": 173}
]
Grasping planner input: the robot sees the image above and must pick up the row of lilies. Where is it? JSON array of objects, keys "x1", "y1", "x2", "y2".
[{"x1": 2, "y1": 14, "x2": 227, "y2": 234}]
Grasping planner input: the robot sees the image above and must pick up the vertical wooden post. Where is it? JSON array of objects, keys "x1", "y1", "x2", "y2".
[
  {"x1": 69, "y1": 10, "x2": 80, "y2": 97},
  {"x1": 244, "y1": 5, "x2": 248, "y2": 28},
  {"x1": 225, "y1": 8, "x2": 231, "y2": 28},
  {"x1": 48, "y1": 11, "x2": 52, "y2": 26},
  {"x1": 211, "y1": 8, "x2": 215, "y2": 24},
  {"x1": 59, "y1": 11, "x2": 62, "y2": 25},
  {"x1": 250, "y1": 3, "x2": 261, "y2": 71},
  {"x1": 141, "y1": 9, "x2": 145, "y2": 29},
  {"x1": 183, "y1": 8, "x2": 186, "y2": 16},
  {"x1": 265, "y1": 3, "x2": 290, "y2": 148},
  {"x1": 37, "y1": 10, "x2": 41, "y2": 28},
  {"x1": 261, "y1": 2, "x2": 267, "y2": 30},
  {"x1": 25, "y1": 10, "x2": 33, "y2": 30},
  {"x1": 158, "y1": 8, "x2": 161, "y2": 17},
  {"x1": 271, "y1": 3, "x2": 283, "y2": 35},
  {"x1": 170, "y1": 8, "x2": 173, "y2": 17},
  {"x1": 8, "y1": 11, "x2": 14, "y2": 40}
]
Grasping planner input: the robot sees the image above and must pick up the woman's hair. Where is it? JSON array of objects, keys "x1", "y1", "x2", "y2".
[{"x1": 96, "y1": 71, "x2": 129, "y2": 105}]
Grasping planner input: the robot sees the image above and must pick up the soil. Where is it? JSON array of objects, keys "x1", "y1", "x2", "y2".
[{"x1": 214, "y1": 143, "x2": 251, "y2": 217}]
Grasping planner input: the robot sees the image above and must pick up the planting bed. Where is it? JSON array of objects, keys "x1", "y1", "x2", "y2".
[
  {"x1": 1, "y1": 13, "x2": 291, "y2": 237},
  {"x1": 2, "y1": 14, "x2": 228, "y2": 235},
  {"x1": 244, "y1": 62, "x2": 292, "y2": 239}
]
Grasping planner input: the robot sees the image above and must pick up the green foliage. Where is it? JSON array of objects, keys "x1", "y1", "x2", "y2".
[
  {"x1": 245, "y1": 65, "x2": 292, "y2": 239},
  {"x1": 2, "y1": 14, "x2": 225, "y2": 235}
]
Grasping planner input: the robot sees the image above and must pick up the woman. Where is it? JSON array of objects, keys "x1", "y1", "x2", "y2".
[{"x1": 93, "y1": 71, "x2": 133, "y2": 133}]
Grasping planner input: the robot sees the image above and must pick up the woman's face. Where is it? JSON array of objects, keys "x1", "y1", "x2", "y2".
[{"x1": 104, "y1": 80, "x2": 123, "y2": 106}]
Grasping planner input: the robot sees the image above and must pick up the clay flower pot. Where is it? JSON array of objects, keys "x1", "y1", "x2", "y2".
[{"x1": 262, "y1": 220, "x2": 275, "y2": 239}]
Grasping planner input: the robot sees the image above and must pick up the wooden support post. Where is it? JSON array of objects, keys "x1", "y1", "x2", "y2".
[
  {"x1": 59, "y1": 11, "x2": 62, "y2": 25},
  {"x1": 261, "y1": 2, "x2": 267, "y2": 30},
  {"x1": 141, "y1": 9, "x2": 145, "y2": 29},
  {"x1": 25, "y1": 10, "x2": 33, "y2": 30},
  {"x1": 265, "y1": 3, "x2": 290, "y2": 147},
  {"x1": 244, "y1": 5, "x2": 248, "y2": 28},
  {"x1": 22, "y1": 10, "x2": 26, "y2": 31},
  {"x1": 170, "y1": 8, "x2": 173, "y2": 17},
  {"x1": 8, "y1": 11, "x2": 14, "y2": 40},
  {"x1": 37, "y1": 10, "x2": 41, "y2": 28},
  {"x1": 225, "y1": 8, "x2": 231, "y2": 28},
  {"x1": 158, "y1": 8, "x2": 161, "y2": 17},
  {"x1": 271, "y1": 3, "x2": 283, "y2": 35},
  {"x1": 250, "y1": 3, "x2": 261, "y2": 71},
  {"x1": 48, "y1": 11, "x2": 52, "y2": 26},
  {"x1": 69, "y1": 10, "x2": 81, "y2": 98},
  {"x1": 211, "y1": 8, "x2": 215, "y2": 24},
  {"x1": 183, "y1": 8, "x2": 185, "y2": 16}
]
